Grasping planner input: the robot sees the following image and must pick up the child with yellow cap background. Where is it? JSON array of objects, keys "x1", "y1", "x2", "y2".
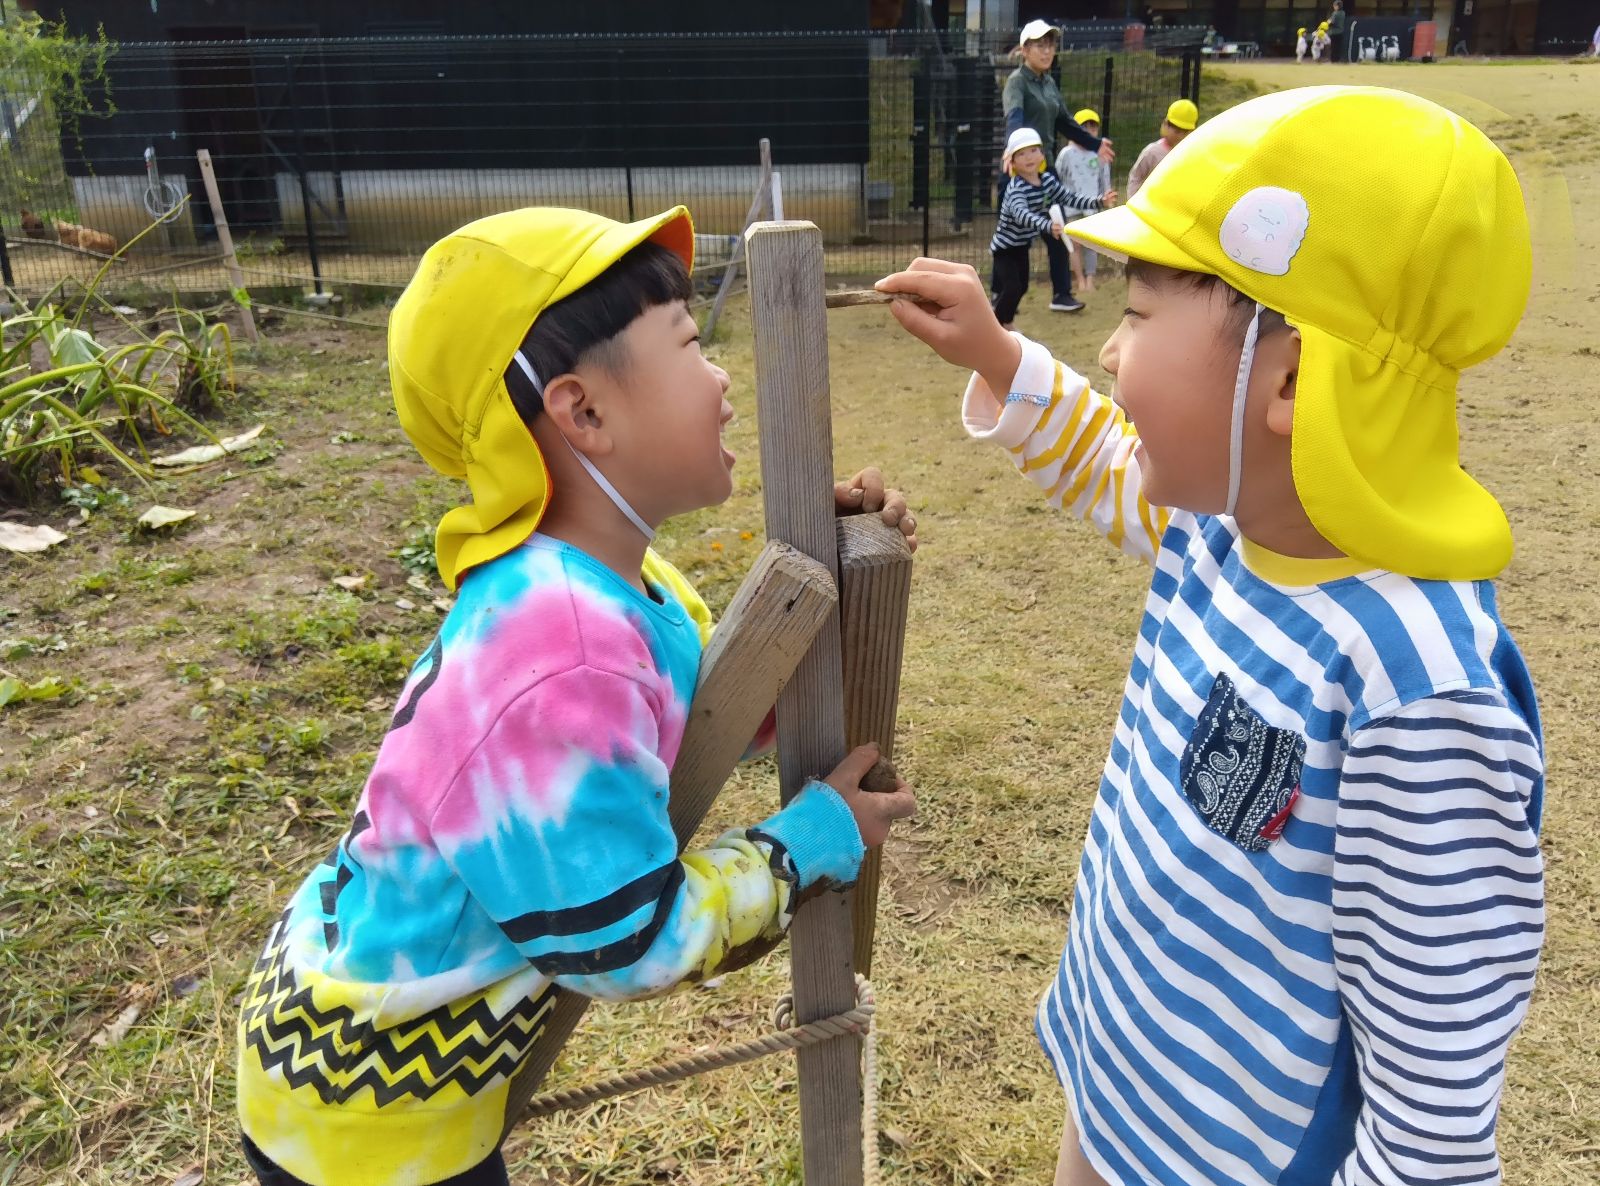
[
  {"x1": 234, "y1": 206, "x2": 918, "y2": 1186},
  {"x1": 1127, "y1": 98, "x2": 1198, "y2": 199},
  {"x1": 877, "y1": 85, "x2": 1543, "y2": 1186},
  {"x1": 1055, "y1": 110, "x2": 1114, "y2": 292}
]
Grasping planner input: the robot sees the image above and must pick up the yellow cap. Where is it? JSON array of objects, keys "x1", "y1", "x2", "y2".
[
  {"x1": 388, "y1": 206, "x2": 694, "y2": 590},
  {"x1": 1318, "y1": 21, "x2": 1330, "y2": 30},
  {"x1": 1066, "y1": 86, "x2": 1530, "y2": 579},
  {"x1": 1166, "y1": 99, "x2": 1199, "y2": 131},
  {"x1": 1298, "y1": 27, "x2": 1307, "y2": 36},
  {"x1": 1074, "y1": 108, "x2": 1102, "y2": 126}
]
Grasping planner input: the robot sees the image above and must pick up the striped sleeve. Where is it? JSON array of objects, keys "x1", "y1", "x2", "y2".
[
  {"x1": 1046, "y1": 170, "x2": 1100, "y2": 213},
  {"x1": 961, "y1": 335, "x2": 1169, "y2": 564},
  {"x1": 433, "y1": 665, "x2": 864, "y2": 1002},
  {"x1": 1332, "y1": 690, "x2": 1544, "y2": 1186}
]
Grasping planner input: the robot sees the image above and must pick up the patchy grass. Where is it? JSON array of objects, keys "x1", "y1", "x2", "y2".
[{"x1": 3, "y1": 60, "x2": 1599, "y2": 1186}]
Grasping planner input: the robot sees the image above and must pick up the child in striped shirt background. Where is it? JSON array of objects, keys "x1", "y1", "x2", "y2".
[
  {"x1": 990, "y1": 128, "x2": 1116, "y2": 327},
  {"x1": 880, "y1": 84, "x2": 1543, "y2": 1186}
]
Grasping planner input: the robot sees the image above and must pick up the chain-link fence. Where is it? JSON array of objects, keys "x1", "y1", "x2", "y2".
[{"x1": 0, "y1": 30, "x2": 1203, "y2": 303}]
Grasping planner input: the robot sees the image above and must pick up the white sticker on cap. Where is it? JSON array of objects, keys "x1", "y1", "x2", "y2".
[{"x1": 1218, "y1": 186, "x2": 1309, "y2": 276}]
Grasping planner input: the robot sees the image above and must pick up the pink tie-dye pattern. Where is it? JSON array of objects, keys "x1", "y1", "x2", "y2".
[{"x1": 361, "y1": 577, "x2": 686, "y2": 848}]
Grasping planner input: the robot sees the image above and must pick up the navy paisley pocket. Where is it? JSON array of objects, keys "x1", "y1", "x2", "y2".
[{"x1": 1178, "y1": 673, "x2": 1306, "y2": 852}]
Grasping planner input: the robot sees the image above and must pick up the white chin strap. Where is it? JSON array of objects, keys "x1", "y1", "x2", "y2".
[
  {"x1": 511, "y1": 351, "x2": 655, "y2": 542},
  {"x1": 1225, "y1": 303, "x2": 1266, "y2": 518}
]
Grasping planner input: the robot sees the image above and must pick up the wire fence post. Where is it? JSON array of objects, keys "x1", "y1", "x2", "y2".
[
  {"x1": 1102, "y1": 55, "x2": 1115, "y2": 139},
  {"x1": 1190, "y1": 48, "x2": 1203, "y2": 105},
  {"x1": 951, "y1": 54, "x2": 974, "y2": 231},
  {"x1": 0, "y1": 221, "x2": 14, "y2": 289},
  {"x1": 911, "y1": 52, "x2": 931, "y2": 259},
  {"x1": 285, "y1": 53, "x2": 325, "y2": 300}
]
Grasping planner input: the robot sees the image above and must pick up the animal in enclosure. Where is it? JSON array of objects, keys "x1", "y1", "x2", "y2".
[
  {"x1": 1358, "y1": 35, "x2": 1378, "y2": 61},
  {"x1": 52, "y1": 218, "x2": 118, "y2": 255},
  {"x1": 18, "y1": 208, "x2": 49, "y2": 239},
  {"x1": 1382, "y1": 35, "x2": 1402, "y2": 60}
]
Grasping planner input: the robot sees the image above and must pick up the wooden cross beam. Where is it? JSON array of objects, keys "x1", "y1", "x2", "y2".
[{"x1": 747, "y1": 220, "x2": 915, "y2": 1186}]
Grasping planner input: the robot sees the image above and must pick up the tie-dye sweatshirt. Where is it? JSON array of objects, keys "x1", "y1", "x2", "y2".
[{"x1": 237, "y1": 535, "x2": 864, "y2": 1186}]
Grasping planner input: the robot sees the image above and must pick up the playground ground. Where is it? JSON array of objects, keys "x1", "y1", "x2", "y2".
[{"x1": 1, "y1": 58, "x2": 1596, "y2": 1185}]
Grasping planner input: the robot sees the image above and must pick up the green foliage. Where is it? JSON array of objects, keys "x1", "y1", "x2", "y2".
[{"x1": 0, "y1": 13, "x2": 114, "y2": 219}]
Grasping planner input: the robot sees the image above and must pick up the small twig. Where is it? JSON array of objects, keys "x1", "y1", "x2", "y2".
[{"x1": 824, "y1": 289, "x2": 903, "y2": 309}]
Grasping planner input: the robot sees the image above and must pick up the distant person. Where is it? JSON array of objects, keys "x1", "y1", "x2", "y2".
[
  {"x1": 991, "y1": 128, "x2": 1114, "y2": 326},
  {"x1": 1203, "y1": 24, "x2": 1221, "y2": 50},
  {"x1": 1003, "y1": 18, "x2": 1116, "y2": 313},
  {"x1": 1056, "y1": 109, "x2": 1113, "y2": 291},
  {"x1": 1127, "y1": 99, "x2": 1198, "y2": 199},
  {"x1": 1312, "y1": 21, "x2": 1331, "y2": 61},
  {"x1": 1296, "y1": 26, "x2": 1309, "y2": 61},
  {"x1": 1327, "y1": 0, "x2": 1347, "y2": 61}
]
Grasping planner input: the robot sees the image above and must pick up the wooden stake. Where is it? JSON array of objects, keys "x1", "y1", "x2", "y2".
[
  {"x1": 836, "y1": 515, "x2": 914, "y2": 976},
  {"x1": 195, "y1": 149, "x2": 258, "y2": 343},
  {"x1": 746, "y1": 219, "x2": 863, "y2": 1186},
  {"x1": 500, "y1": 541, "x2": 838, "y2": 1138}
]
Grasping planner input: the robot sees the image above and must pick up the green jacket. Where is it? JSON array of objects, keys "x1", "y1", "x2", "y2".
[
  {"x1": 1002, "y1": 66, "x2": 1103, "y2": 155},
  {"x1": 1328, "y1": 8, "x2": 1346, "y2": 34}
]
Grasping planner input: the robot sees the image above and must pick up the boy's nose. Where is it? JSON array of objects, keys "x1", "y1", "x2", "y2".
[{"x1": 1098, "y1": 329, "x2": 1122, "y2": 378}]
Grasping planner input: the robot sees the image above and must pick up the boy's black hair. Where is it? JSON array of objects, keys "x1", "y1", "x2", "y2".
[
  {"x1": 1125, "y1": 259, "x2": 1290, "y2": 339},
  {"x1": 503, "y1": 240, "x2": 692, "y2": 424}
]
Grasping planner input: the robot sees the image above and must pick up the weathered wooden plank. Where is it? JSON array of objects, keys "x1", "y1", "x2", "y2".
[
  {"x1": 746, "y1": 219, "x2": 863, "y2": 1186},
  {"x1": 836, "y1": 515, "x2": 914, "y2": 977},
  {"x1": 500, "y1": 542, "x2": 837, "y2": 1138}
]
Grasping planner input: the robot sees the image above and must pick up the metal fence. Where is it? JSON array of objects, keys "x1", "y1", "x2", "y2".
[{"x1": 0, "y1": 30, "x2": 1204, "y2": 304}]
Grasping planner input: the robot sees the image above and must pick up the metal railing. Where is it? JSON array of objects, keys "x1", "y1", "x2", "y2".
[{"x1": 0, "y1": 31, "x2": 1203, "y2": 299}]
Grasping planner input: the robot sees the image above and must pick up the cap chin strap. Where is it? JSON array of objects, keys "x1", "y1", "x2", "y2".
[
  {"x1": 511, "y1": 351, "x2": 656, "y2": 543},
  {"x1": 1225, "y1": 303, "x2": 1266, "y2": 518}
]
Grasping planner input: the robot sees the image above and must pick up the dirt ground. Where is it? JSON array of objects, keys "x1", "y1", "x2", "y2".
[{"x1": 2, "y1": 59, "x2": 1596, "y2": 1185}]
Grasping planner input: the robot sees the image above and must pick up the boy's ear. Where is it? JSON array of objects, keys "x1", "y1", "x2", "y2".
[
  {"x1": 539, "y1": 373, "x2": 611, "y2": 451},
  {"x1": 1263, "y1": 327, "x2": 1302, "y2": 438}
]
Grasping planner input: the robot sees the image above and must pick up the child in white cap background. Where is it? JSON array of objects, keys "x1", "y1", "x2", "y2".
[
  {"x1": 1055, "y1": 109, "x2": 1114, "y2": 292},
  {"x1": 879, "y1": 84, "x2": 1544, "y2": 1186},
  {"x1": 1127, "y1": 98, "x2": 1198, "y2": 198},
  {"x1": 991, "y1": 128, "x2": 1116, "y2": 328}
]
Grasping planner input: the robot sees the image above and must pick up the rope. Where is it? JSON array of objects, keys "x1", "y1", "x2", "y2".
[{"x1": 522, "y1": 975, "x2": 882, "y2": 1184}]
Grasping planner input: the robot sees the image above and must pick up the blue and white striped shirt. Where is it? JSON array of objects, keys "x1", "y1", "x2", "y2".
[
  {"x1": 991, "y1": 172, "x2": 1101, "y2": 252},
  {"x1": 964, "y1": 337, "x2": 1544, "y2": 1186}
]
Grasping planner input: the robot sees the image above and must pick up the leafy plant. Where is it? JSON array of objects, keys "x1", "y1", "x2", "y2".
[
  {"x1": 0, "y1": 215, "x2": 238, "y2": 503},
  {"x1": 394, "y1": 528, "x2": 437, "y2": 577}
]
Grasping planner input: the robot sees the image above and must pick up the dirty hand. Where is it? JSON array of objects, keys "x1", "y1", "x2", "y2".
[
  {"x1": 825, "y1": 744, "x2": 916, "y2": 850},
  {"x1": 1100, "y1": 188, "x2": 1119, "y2": 208},
  {"x1": 874, "y1": 258, "x2": 1022, "y2": 399},
  {"x1": 835, "y1": 466, "x2": 918, "y2": 553},
  {"x1": 1097, "y1": 138, "x2": 1115, "y2": 164}
]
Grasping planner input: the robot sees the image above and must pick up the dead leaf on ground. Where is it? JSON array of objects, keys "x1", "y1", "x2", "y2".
[
  {"x1": 152, "y1": 424, "x2": 266, "y2": 467},
  {"x1": 172, "y1": 1166, "x2": 204, "y2": 1186},
  {"x1": 0, "y1": 522, "x2": 68, "y2": 553},
  {"x1": 137, "y1": 506, "x2": 197, "y2": 531},
  {"x1": 332, "y1": 575, "x2": 367, "y2": 592}
]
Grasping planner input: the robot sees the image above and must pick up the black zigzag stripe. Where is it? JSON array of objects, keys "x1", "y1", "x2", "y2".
[{"x1": 242, "y1": 945, "x2": 557, "y2": 1107}]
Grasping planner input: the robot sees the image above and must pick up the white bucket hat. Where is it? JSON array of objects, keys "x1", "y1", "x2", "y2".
[{"x1": 1018, "y1": 19, "x2": 1061, "y2": 47}]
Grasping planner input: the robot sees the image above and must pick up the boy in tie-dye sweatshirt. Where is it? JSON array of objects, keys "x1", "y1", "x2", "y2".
[{"x1": 236, "y1": 207, "x2": 918, "y2": 1186}]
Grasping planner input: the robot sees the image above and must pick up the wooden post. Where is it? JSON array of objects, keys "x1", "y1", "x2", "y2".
[
  {"x1": 746, "y1": 220, "x2": 863, "y2": 1186},
  {"x1": 500, "y1": 542, "x2": 838, "y2": 1137},
  {"x1": 196, "y1": 148, "x2": 259, "y2": 343},
  {"x1": 836, "y1": 515, "x2": 913, "y2": 976}
]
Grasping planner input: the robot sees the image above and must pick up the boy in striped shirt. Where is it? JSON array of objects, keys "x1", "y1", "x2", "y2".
[
  {"x1": 880, "y1": 86, "x2": 1543, "y2": 1186},
  {"x1": 991, "y1": 128, "x2": 1116, "y2": 326}
]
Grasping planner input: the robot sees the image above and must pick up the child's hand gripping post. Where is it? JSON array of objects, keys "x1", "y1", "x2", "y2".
[
  {"x1": 825, "y1": 743, "x2": 915, "y2": 849},
  {"x1": 875, "y1": 259, "x2": 1023, "y2": 399}
]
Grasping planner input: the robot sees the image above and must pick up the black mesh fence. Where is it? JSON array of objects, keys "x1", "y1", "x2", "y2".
[{"x1": 0, "y1": 30, "x2": 1203, "y2": 304}]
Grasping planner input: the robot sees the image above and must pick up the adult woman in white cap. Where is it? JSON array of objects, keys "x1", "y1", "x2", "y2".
[{"x1": 1002, "y1": 20, "x2": 1114, "y2": 312}]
